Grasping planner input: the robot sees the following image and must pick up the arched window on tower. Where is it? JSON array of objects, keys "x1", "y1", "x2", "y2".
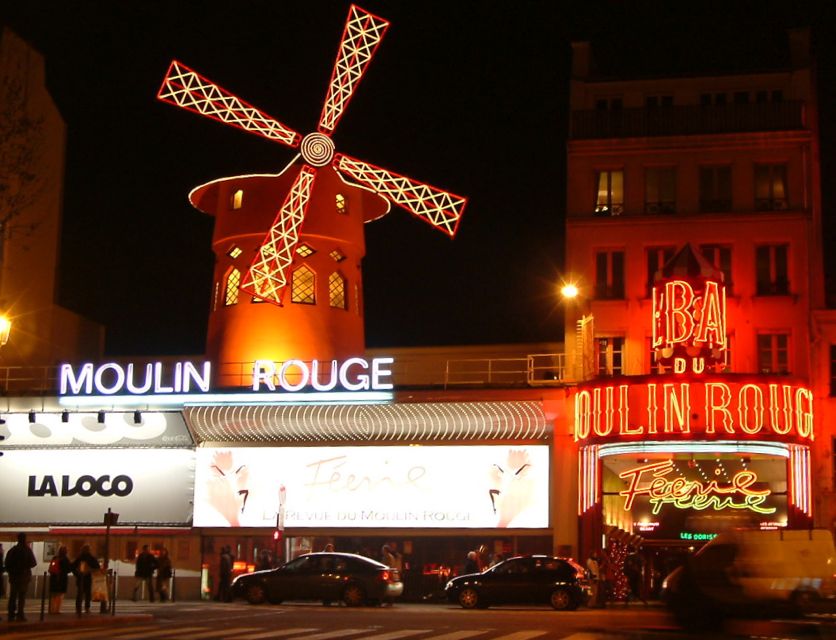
[
  {"x1": 231, "y1": 189, "x2": 244, "y2": 210},
  {"x1": 291, "y1": 265, "x2": 316, "y2": 305},
  {"x1": 224, "y1": 268, "x2": 241, "y2": 306},
  {"x1": 329, "y1": 272, "x2": 347, "y2": 309}
]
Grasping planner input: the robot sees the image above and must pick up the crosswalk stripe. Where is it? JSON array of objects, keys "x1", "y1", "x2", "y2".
[
  {"x1": 357, "y1": 631, "x2": 430, "y2": 640},
  {"x1": 422, "y1": 631, "x2": 489, "y2": 640},
  {"x1": 10, "y1": 625, "x2": 162, "y2": 640},
  {"x1": 235, "y1": 629, "x2": 318, "y2": 640},
  {"x1": 178, "y1": 628, "x2": 260, "y2": 640},
  {"x1": 290, "y1": 630, "x2": 367, "y2": 640},
  {"x1": 116, "y1": 625, "x2": 207, "y2": 639},
  {"x1": 491, "y1": 632, "x2": 549, "y2": 640}
]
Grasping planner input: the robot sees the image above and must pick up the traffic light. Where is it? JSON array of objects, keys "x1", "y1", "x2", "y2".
[{"x1": 273, "y1": 529, "x2": 282, "y2": 542}]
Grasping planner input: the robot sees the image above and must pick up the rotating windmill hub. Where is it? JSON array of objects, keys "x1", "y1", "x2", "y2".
[{"x1": 300, "y1": 132, "x2": 335, "y2": 167}]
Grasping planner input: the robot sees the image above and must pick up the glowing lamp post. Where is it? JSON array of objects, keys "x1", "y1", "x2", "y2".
[
  {"x1": 0, "y1": 315, "x2": 11, "y2": 346},
  {"x1": 561, "y1": 281, "x2": 594, "y2": 382}
]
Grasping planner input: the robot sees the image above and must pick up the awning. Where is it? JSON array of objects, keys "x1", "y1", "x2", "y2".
[{"x1": 184, "y1": 401, "x2": 550, "y2": 444}]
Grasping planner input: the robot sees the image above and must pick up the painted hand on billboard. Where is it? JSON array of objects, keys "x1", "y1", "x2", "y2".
[
  {"x1": 206, "y1": 450, "x2": 250, "y2": 527},
  {"x1": 489, "y1": 448, "x2": 535, "y2": 528}
]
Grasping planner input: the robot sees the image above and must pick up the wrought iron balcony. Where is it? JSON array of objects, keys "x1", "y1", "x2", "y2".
[{"x1": 570, "y1": 101, "x2": 805, "y2": 139}]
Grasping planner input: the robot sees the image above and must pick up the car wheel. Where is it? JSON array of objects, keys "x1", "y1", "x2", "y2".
[
  {"x1": 458, "y1": 587, "x2": 481, "y2": 609},
  {"x1": 246, "y1": 583, "x2": 266, "y2": 605},
  {"x1": 342, "y1": 583, "x2": 366, "y2": 607},
  {"x1": 550, "y1": 588, "x2": 574, "y2": 611},
  {"x1": 791, "y1": 589, "x2": 816, "y2": 615}
]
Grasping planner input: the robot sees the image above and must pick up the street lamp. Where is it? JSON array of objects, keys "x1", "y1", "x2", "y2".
[
  {"x1": 560, "y1": 280, "x2": 594, "y2": 382},
  {"x1": 0, "y1": 314, "x2": 11, "y2": 346}
]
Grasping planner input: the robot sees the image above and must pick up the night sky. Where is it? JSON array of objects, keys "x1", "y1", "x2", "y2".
[{"x1": 1, "y1": 1, "x2": 834, "y2": 356}]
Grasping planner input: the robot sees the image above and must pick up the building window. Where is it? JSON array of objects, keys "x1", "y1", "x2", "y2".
[
  {"x1": 594, "y1": 170, "x2": 624, "y2": 216},
  {"x1": 296, "y1": 244, "x2": 315, "y2": 258},
  {"x1": 646, "y1": 95, "x2": 673, "y2": 108},
  {"x1": 646, "y1": 246, "x2": 675, "y2": 296},
  {"x1": 700, "y1": 244, "x2": 733, "y2": 293},
  {"x1": 231, "y1": 189, "x2": 243, "y2": 210},
  {"x1": 595, "y1": 97, "x2": 622, "y2": 110},
  {"x1": 329, "y1": 249, "x2": 346, "y2": 262},
  {"x1": 644, "y1": 167, "x2": 676, "y2": 214},
  {"x1": 596, "y1": 337, "x2": 624, "y2": 376},
  {"x1": 755, "y1": 244, "x2": 789, "y2": 295},
  {"x1": 336, "y1": 194, "x2": 348, "y2": 215},
  {"x1": 754, "y1": 164, "x2": 788, "y2": 210},
  {"x1": 699, "y1": 166, "x2": 732, "y2": 212},
  {"x1": 595, "y1": 250, "x2": 625, "y2": 299},
  {"x1": 830, "y1": 345, "x2": 836, "y2": 396},
  {"x1": 290, "y1": 265, "x2": 316, "y2": 305},
  {"x1": 757, "y1": 333, "x2": 789, "y2": 374},
  {"x1": 224, "y1": 268, "x2": 241, "y2": 306},
  {"x1": 733, "y1": 91, "x2": 749, "y2": 104},
  {"x1": 227, "y1": 245, "x2": 242, "y2": 259},
  {"x1": 328, "y1": 272, "x2": 347, "y2": 309}
]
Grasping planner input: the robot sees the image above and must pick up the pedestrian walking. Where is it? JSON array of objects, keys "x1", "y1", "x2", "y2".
[
  {"x1": 256, "y1": 548, "x2": 271, "y2": 571},
  {"x1": 156, "y1": 547, "x2": 173, "y2": 602},
  {"x1": 48, "y1": 545, "x2": 72, "y2": 614},
  {"x1": 132, "y1": 545, "x2": 157, "y2": 602},
  {"x1": 72, "y1": 543, "x2": 100, "y2": 616},
  {"x1": 215, "y1": 545, "x2": 233, "y2": 602},
  {"x1": 5, "y1": 532, "x2": 37, "y2": 622}
]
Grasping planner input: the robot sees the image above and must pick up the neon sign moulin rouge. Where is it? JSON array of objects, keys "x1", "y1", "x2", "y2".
[
  {"x1": 619, "y1": 460, "x2": 775, "y2": 515},
  {"x1": 59, "y1": 358, "x2": 394, "y2": 395},
  {"x1": 652, "y1": 278, "x2": 726, "y2": 373},
  {"x1": 574, "y1": 380, "x2": 813, "y2": 443}
]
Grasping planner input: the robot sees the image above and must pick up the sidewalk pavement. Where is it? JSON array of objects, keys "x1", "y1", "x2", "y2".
[{"x1": 1, "y1": 606, "x2": 153, "y2": 633}]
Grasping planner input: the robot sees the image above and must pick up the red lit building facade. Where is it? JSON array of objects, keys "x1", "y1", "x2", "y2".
[{"x1": 563, "y1": 29, "x2": 835, "y2": 581}]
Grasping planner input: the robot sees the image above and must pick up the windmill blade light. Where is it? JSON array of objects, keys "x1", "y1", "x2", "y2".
[
  {"x1": 158, "y1": 60, "x2": 301, "y2": 147},
  {"x1": 318, "y1": 4, "x2": 390, "y2": 134},
  {"x1": 334, "y1": 154, "x2": 466, "y2": 238},
  {"x1": 240, "y1": 166, "x2": 318, "y2": 305}
]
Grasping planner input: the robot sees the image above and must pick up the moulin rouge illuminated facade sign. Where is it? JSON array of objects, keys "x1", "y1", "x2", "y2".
[
  {"x1": 59, "y1": 358, "x2": 394, "y2": 396},
  {"x1": 652, "y1": 277, "x2": 727, "y2": 373},
  {"x1": 575, "y1": 379, "x2": 814, "y2": 443}
]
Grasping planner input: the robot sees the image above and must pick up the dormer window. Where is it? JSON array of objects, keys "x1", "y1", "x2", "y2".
[
  {"x1": 296, "y1": 244, "x2": 315, "y2": 258},
  {"x1": 231, "y1": 189, "x2": 244, "y2": 210}
]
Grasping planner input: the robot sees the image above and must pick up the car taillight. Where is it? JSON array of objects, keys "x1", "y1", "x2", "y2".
[{"x1": 380, "y1": 570, "x2": 390, "y2": 581}]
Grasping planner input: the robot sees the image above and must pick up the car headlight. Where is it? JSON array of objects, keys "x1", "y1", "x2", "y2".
[{"x1": 444, "y1": 580, "x2": 454, "y2": 590}]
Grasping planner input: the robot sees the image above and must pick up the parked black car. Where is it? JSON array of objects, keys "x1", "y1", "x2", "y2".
[
  {"x1": 231, "y1": 552, "x2": 403, "y2": 606},
  {"x1": 445, "y1": 555, "x2": 590, "y2": 610}
]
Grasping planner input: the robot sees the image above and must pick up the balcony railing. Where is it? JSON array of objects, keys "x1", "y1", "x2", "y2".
[{"x1": 570, "y1": 101, "x2": 805, "y2": 139}]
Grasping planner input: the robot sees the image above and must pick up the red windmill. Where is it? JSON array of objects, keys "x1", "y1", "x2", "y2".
[{"x1": 158, "y1": 4, "x2": 467, "y2": 381}]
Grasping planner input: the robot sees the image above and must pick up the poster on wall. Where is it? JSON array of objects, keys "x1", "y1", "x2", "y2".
[
  {"x1": 0, "y1": 449, "x2": 195, "y2": 525},
  {"x1": 193, "y1": 445, "x2": 549, "y2": 529}
]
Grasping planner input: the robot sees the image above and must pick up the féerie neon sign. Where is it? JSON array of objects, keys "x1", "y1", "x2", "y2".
[
  {"x1": 619, "y1": 460, "x2": 775, "y2": 515},
  {"x1": 574, "y1": 379, "x2": 814, "y2": 443},
  {"x1": 652, "y1": 278, "x2": 726, "y2": 373}
]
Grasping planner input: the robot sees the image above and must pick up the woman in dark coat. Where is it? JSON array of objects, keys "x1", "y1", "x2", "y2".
[
  {"x1": 71, "y1": 544, "x2": 100, "y2": 615},
  {"x1": 48, "y1": 546, "x2": 72, "y2": 613}
]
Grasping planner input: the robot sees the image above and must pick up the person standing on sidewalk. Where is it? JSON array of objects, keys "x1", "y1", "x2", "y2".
[
  {"x1": 156, "y1": 547, "x2": 173, "y2": 602},
  {"x1": 215, "y1": 546, "x2": 233, "y2": 602},
  {"x1": 72, "y1": 544, "x2": 100, "y2": 616},
  {"x1": 48, "y1": 546, "x2": 72, "y2": 614},
  {"x1": 132, "y1": 545, "x2": 157, "y2": 602},
  {"x1": 5, "y1": 533, "x2": 37, "y2": 622}
]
